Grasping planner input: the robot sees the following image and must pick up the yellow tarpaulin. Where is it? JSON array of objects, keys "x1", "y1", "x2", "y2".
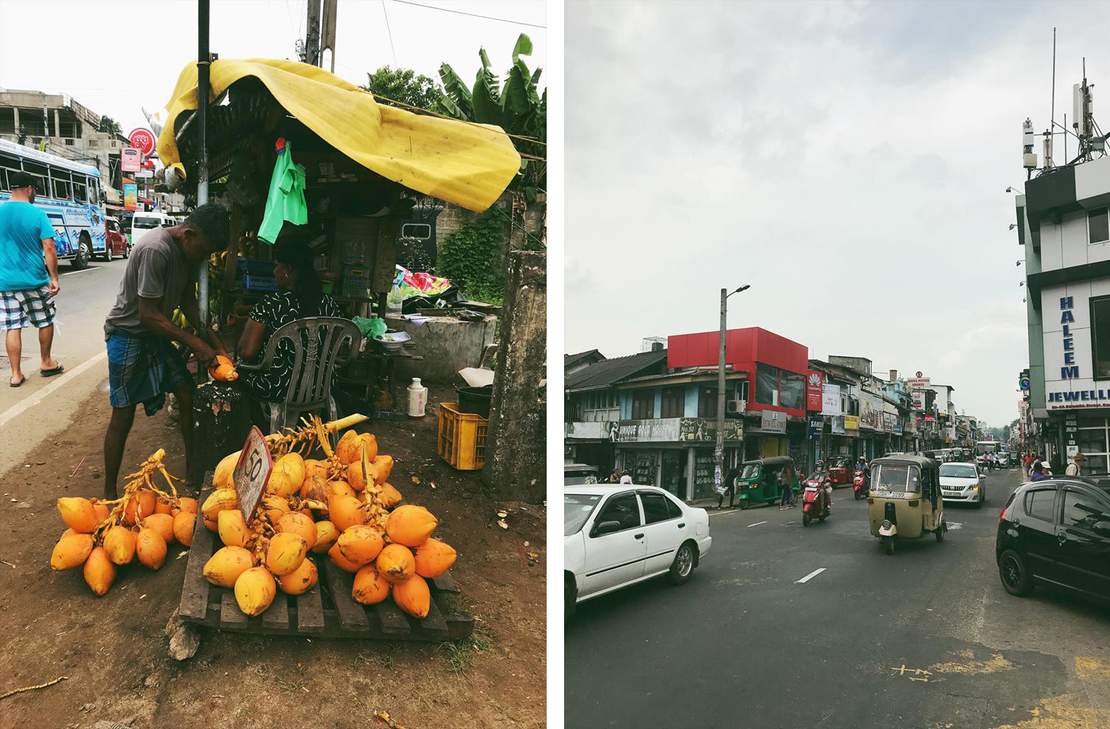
[{"x1": 156, "y1": 58, "x2": 521, "y2": 213}]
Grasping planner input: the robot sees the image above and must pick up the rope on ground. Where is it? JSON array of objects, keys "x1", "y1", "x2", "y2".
[{"x1": 0, "y1": 675, "x2": 68, "y2": 701}]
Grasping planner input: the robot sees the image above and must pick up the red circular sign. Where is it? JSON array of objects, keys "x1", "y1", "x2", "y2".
[{"x1": 128, "y1": 128, "x2": 156, "y2": 156}]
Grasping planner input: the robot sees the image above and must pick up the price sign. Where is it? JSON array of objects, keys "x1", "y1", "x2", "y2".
[{"x1": 233, "y1": 426, "x2": 272, "y2": 521}]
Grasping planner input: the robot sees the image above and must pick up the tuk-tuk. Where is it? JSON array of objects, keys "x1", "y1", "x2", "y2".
[
  {"x1": 867, "y1": 454, "x2": 946, "y2": 554},
  {"x1": 828, "y1": 457, "x2": 853, "y2": 487},
  {"x1": 736, "y1": 456, "x2": 799, "y2": 509}
]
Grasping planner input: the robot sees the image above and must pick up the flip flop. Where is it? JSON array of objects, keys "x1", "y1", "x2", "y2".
[
  {"x1": 9, "y1": 376, "x2": 25, "y2": 388},
  {"x1": 40, "y1": 365, "x2": 64, "y2": 377}
]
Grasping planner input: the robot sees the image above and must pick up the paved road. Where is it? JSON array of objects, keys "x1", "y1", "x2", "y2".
[
  {"x1": 566, "y1": 468, "x2": 1110, "y2": 729},
  {"x1": 0, "y1": 259, "x2": 124, "y2": 471}
]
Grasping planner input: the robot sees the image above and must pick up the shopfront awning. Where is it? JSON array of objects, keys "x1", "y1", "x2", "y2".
[{"x1": 156, "y1": 58, "x2": 521, "y2": 213}]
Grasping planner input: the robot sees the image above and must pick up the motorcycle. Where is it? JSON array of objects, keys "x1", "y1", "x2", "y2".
[
  {"x1": 802, "y1": 473, "x2": 830, "y2": 527},
  {"x1": 852, "y1": 469, "x2": 869, "y2": 500}
]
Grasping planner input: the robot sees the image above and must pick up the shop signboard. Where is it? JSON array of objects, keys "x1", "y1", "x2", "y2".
[
  {"x1": 616, "y1": 418, "x2": 742, "y2": 443},
  {"x1": 821, "y1": 384, "x2": 842, "y2": 416},
  {"x1": 859, "y1": 391, "x2": 883, "y2": 430},
  {"x1": 565, "y1": 422, "x2": 616, "y2": 441},
  {"x1": 911, "y1": 389, "x2": 927, "y2": 412},
  {"x1": 760, "y1": 409, "x2": 787, "y2": 434},
  {"x1": 1019, "y1": 369, "x2": 1031, "y2": 392},
  {"x1": 806, "y1": 371, "x2": 824, "y2": 412},
  {"x1": 808, "y1": 416, "x2": 823, "y2": 439},
  {"x1": 844, "y1": 415, "x2": 860, "y2": 431},
  {"x1": 121, "y1": 146, "x2": 141, "y2": 172},
  {"x1": 127, "y1": 128, "x2": 157, "y2": 156},
  {"x1": 122, "y1": 180, "x2": 137, "y2": 211},
  {"x1": 830, "y1": 416, "x2": 845, "y2": 435}
]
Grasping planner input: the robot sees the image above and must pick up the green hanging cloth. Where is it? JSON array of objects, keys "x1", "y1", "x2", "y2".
[{"x1": 257, "y1": 137, "x2": 307, "y2": 243}]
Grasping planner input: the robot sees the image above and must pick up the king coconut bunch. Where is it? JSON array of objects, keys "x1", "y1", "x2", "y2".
[
  {"x1": 201, "y1": 422, "x2": 456, "y2": 618},
  {"x1": 50, "y1": 449, "x2": 197, "y2": 596}
]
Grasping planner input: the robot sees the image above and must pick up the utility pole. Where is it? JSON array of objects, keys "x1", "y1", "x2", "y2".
[
  {"x1": 305, "y1": 0, "x2": 322, "y2": 67},
  {"x1": 716, "y1": 285, "x2": 750, "y2": 493},
  {"x1": 197, "y1": 0, "x2": 210, "y2": 327}
]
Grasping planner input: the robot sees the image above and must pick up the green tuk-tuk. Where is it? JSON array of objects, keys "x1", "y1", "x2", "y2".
[{"x1": 736, "y1": 456, "x2": 800, "y2": 509}]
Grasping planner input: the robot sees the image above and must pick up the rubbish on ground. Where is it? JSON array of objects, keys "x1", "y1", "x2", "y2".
[{"x1": 0, "y1": 675, "x2": 68, "y2": 701}]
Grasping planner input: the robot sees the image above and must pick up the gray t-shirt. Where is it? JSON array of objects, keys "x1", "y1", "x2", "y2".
[{"x1": 104, "y1": 228, "x2": 193, "y2": 336}]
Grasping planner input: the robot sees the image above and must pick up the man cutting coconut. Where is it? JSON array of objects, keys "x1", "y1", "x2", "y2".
[{"x1": 102, "y1": 203, "x2": 230, "y2": 498}]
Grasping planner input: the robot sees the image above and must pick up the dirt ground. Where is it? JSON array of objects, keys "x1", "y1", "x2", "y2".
[{"x1": 0, "y1": 384, "x2": 546, "y2": 729}]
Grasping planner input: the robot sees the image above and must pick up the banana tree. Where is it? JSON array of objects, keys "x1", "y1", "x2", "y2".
[{"x1": 437, "y1": 34, "x2": 546, "y2": 202}]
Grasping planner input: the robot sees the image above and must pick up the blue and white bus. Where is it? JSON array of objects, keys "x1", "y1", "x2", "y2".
[{"x1": 0, "y1": 138, "x2": 108, "y2": 269}]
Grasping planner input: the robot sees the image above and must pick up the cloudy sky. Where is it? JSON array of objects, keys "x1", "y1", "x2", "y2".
[
  {"x1": 565, "y1": 0, "x2": 1110, "y2": 427},
  {"x1": 0, "y1": 0, "x2": 545, "y2": 134}
]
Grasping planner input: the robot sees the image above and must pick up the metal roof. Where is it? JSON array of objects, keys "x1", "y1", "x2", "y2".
[{"x1": 565, "y1": 349, "x2": 668, "y2": 392}]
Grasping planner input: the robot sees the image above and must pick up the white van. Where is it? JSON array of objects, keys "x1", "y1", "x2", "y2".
[{"x1": 130, "y1": 212, "x2": 172, "y2": 243}]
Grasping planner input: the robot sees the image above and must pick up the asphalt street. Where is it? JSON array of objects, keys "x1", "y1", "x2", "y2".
[
  {"x1": 566, "y1": 468, "x2": 1110, "y2": 729},
  {"x1": 0, "y1": 259, "x2": 125, "y2": 471}
]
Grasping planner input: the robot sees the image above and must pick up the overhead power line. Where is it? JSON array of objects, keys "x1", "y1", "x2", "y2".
[{"x1": 391, "y1": 0, "x2": 546, "y2": 29}]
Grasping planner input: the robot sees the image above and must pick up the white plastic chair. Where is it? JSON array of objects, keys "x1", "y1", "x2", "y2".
[{"x1": 239, "y1": 316, "x2": 362, "y2": 433}]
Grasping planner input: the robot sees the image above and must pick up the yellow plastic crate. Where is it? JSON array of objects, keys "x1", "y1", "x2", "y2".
[{"x1": 437, "y1": 402, "x2": 488, "y2": 470}]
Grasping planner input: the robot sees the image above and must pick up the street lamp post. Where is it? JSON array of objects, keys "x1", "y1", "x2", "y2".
[{"x1": 716, "y1": 285, "x2": 750, "y2": 493}]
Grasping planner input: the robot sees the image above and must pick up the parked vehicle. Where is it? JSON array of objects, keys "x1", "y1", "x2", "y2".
[
  {"x1": 736, "y1": 456, "x2": 799, "y2": 509},
  {"x1": 852, "y1": 469, "x2": 869, "y2": 500},
  {"x1": 940, "y1": 462, "x2": 985, "y2": 506},
  {"x1": 564, "y1": 485, "x2": 711, "y2": 619},
  {"x1": 0, "y1": 138, "x2": 108, "y2": 268},
  {"x1": 564, "y1": 462, "x2": 599, "y2": 485},
  {"x1": 997, "y1": 477, "x2": 1110, "y2": 602},
  {"x1": 867, "y1": 454, "x2": 946, "y2": 555},
  {"x1": 130, "y1": 211, "x2": 171, "y2": 243},
  {"x1": 104, "y1": 216, "x2": 129, "y2": 259},
  {"x1": 801, "y1": 478, "x2": 830, "y2": 526}
]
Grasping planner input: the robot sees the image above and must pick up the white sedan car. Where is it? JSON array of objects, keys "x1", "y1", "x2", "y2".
[
  {"x1": 939, "y1": 461, "x2": 986, "y2": 507},
  {"x1": 564, "y1": 484, "x2": 711, "y2": 618}
]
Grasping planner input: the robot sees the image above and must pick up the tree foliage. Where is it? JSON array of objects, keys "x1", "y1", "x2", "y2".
[
  {"x1": 363, "y1": 66, "x2": 445, "y2": 111},
  {"x1": 436, "y1": 213, "x2": 506, "y2": 305},
  {"x1": 98, "y1": 116, "x2": 121, "y2": 135},
  {"x1": 437, "y1": 34, "x2": 546, "y2": 199}
]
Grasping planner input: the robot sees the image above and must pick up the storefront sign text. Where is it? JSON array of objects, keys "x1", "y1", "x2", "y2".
[{"x1": 1061, "y1": 296, "x2": 1079, "y2": 379}]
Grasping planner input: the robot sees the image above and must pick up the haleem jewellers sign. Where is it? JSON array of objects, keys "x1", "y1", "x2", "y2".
[{"x1": 1047, "y1": 294, "x2": 1110, "y2": 409}]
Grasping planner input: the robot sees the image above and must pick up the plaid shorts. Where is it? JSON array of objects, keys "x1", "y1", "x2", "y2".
[
  {"x1": 0, "y1": 287, "x2": 56, "y2": 331},
  {"x1": 106, "y1": 329, "x2": 192, "y2": 416}
]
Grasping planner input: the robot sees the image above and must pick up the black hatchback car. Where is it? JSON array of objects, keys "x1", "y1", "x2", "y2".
[{"x1": 996, "y1": 478, "x2": 1110, "y2": 601}]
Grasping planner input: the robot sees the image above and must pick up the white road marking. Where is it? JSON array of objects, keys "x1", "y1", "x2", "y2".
[
  {"x1": 947, "y1": 522, "x2": 963, "y2": 530},
  {"x1": 0, "y1": 351, "x2": 107, "y2": 429},
  {"x1": 747, "y1": 520, "x2": 768, "y2": 528},
  {"x1": 61, "y1": 267, "x2": 99, "y2": 276},
  {"x1": 710, "y1": 509, "x2": 742, "y2": 518},
  {"x1": 795, "y1": 568, "x2": 827, "y2": 584}
]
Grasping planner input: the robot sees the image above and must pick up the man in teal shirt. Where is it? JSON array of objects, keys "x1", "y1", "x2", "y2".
[{"x1": 0, "y1": 171, "x2": 62, "y2": 387}]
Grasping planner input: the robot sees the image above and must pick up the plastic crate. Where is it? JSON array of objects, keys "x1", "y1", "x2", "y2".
[{"x1": 437, "y1": 402, "x2": 488, "y2": 470}]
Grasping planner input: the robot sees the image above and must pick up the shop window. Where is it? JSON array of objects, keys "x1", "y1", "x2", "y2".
[
  {"x1": 1089, "y1": 208, "x2": 1110, "y2": 244},
  {"x1": 698, "y1": 386, "x2": 717, "y2": 418},
  {"x1": 631, "y1": 390, "x2": 655, "y2": 420},
  {"x1": 781, "y1": 372, "x2": 805, "y2": 410},
  {"x1": 660, "y1": 387, "x2": 685, "y2": 418},
  {"x1": 756, "y1": 364, "x2": 779, "y2": 406},
  {"x1": 1091, "y1": 296, "x2": 1110, "y2": 379}
]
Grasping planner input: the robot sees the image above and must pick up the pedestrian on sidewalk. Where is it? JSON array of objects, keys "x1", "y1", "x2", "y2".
[
  {"x1": 1065, "y1": 452, "x2": 1085, "y2": 477},
  {"x1": 102, "y1": 203, "x2": 230, "y2": 498},
  {"x1": 778, "y1": 470, "x2": 795, "y2": 509},
  {"x1": 0, "y1": 171, "x2": 63, "y2": 387},
  {"x1": 717, "y1": 465, "x2": 738, "y2": 509}
]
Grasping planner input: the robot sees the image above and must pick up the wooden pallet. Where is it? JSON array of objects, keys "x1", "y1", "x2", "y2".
[{"x1": 178, "y1": 478, "x2": 473, "y2": 641}]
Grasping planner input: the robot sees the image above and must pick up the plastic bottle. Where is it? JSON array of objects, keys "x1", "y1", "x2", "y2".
[{"x1": 407, "y1": 378, "x2": 428, "y2": 418}]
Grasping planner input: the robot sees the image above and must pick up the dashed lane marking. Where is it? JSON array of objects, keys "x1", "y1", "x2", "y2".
[
  {"x1": 747, "y1": 521, "x2": 768, "y2": 528},
  {"x1": 795, "y1": 568, "x2": 827, "y2": 584}
]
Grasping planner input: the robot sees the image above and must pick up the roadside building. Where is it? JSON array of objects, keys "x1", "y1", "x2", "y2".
[
  {"x1": 807, "y1": 358, "x2": 862, "y2": 465},
  {"x1": 1016, "y1": 146, "x2": 1110, "y2": 474},
  {"x1": 0, "y1": 89, "x2": 129, "y2": 190}
]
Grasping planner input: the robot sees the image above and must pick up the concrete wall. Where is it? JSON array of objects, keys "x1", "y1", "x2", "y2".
[{"x1": 387, "y1": 314, "x2": 498, "y2": 384}]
